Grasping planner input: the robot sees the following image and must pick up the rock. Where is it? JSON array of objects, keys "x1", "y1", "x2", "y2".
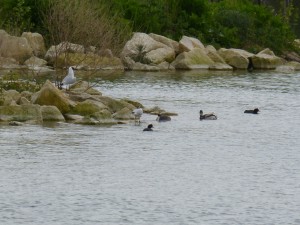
[
  {"x1": 209, "y1": 63, "x2": 233, "y2": 70},
  {"x1": 179, "y1": 36, "x2": 205, "y2": 52},
  {"x1": 282, "y1": 51, "x2": 300, "y2": 63},
  {"x1": 74, "y1": 117, "x2": 100, "y2": 125},
  {"x1": 205, "y1": 45, "x2": 226, "y2": 63},
  {"x1": 0, "y1": 104, "x2": 42, "y2": 123},
  {"x1": 218, "y1": 48, "x2": 254, "y2": 69},
  {"x1": 0, "y1": 90, "x2": 21, "y2": 106},
  {"x1": 31, "y1": 80, "x2": 75, "y2": 114},
  {"x1": 121, "y1": 32, "x2": 175, "y2": 70},
  {"x1": 275, "y1": 65, "x2": 295, "y2": 73},
  {"x1": 286, "y1": 61, "x2": 300, "y2": 70},
  {"x1": 97, "y1": 96, "x2": 135, "y2": 113},
  {"x1": 149, "y1": 33, "x2": 180, "y2": 54},
  {"x1": 9, "y1": 121, "x2": 23, "y2": 126},
  {"x1": 24, "y1": 56, "x2": 48, "y2": 68},
  {"x1": 69, "y1": 81, "x2": 102, "y2": 95},
  {"x1": 251, "y1": 48, "x2": 285, "y2": 69},
  {"x1": 144, "y1": 106, "x2": 178, "y2": 116},
  {"x1": 171, "y1": 48, "x2": 214, "y2": 69},
  {"x1": 72, "y1": 99, "x2": 108, "y2": 116},
  {"x1": 157, "y1": 61, "x2": 172, "y2": 70},
  {"x1": 122, "y1": 99, "x2": 144, "y2": 108},
  {"x1": 112, "y1": 107, "x2": 134, "y2": 120},
  {"x1": 97, "y1": 49, "x2": 114, "y2": 58},
  {"x1": 3, "y1": 89, "x2": 21, "y2": 102},
  {"x1": 0, "y1": 33, "x2": 33, "y2": 63},
  {"x1": 21, "y1": 32, "x2": 46, "y2": 57},
  {"x1": 20, "y1": 91, "x2": 33, "y2": 100},
  {"x1": 41, "y1": 105, "x2": 65, "y2": 121},
  {"x1": 294, "y1": 39, "x2": 300, "y2": 49},
  {"x1": 45, "y1": 41, "x2": 85, "y2": 63},
  {"x1": 18, "y1": 97, "x2": 31, "y2": 105},
  {"x1": 92, "y1": 109, "x2": 117, "y2": 124}
]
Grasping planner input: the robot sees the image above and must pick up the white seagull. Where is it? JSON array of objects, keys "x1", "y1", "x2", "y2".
[
  {"x1": 132, "y1": 107, "x2": 143, "y2": 124},
  {"x1": 62, "y1": 66, "x2": 76, "y2": 90}
]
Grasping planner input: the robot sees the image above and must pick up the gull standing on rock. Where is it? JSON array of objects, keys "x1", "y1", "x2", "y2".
[
  {"x1": 132, "y1": 107, "x2": 143, "y2": 124},
  {"x1": 62, "y1": 66, "x2": 76, "y2": 90}
]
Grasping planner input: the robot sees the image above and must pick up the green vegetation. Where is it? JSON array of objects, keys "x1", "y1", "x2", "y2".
[
  {"x1": 0, "y1": 71, "x2": 42, "y2": 93},
  {"x1": 0, "y1": 0, "x2": 299, "y2": 54}
]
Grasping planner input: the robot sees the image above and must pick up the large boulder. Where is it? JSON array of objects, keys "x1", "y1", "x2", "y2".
[
  {"x1": 251, "y1": 48, "x2": 285, "y2": 69},
  {"x1": 69, "y1": 81, "x2": 102, "y2": 95},
  {"x1": 0, "y1": 104, "x2": 42, "y2": 123},
  {"x1": 45, "y1": 42, "x2": 85, "y2": 64},
  {"x1": 179, "y1": 36, "x2": 205, "y2": 53},
  {"x1": 218, "y1": 48, "x2": 254, "y2": 69},
  {"x1": 112, "y1": 107, "x2": 135, "y2": 120},
  {"x1": 121, "y1": 32, "x2": 175, "y2": 70},
  {"x1": 97, "y1": 96, "x2": 135, "y2": 113},
  {"x1": 149, "y1": 33, "x2": 180, "y2": 54},
  {"x1": 0, "y1": 90, "x2": 21, "y2": 106},
  {"x1": 72, "y1": 99, "x2": 108, "y2": 116},
  {"x1": 282, "y1": 51, "x2": 300, "y2": 63},
  {"x1": 21, "y1": 32, "x2": 46, "y2": 57},
  {"x1": 205, "y1": 45, "x2": 232, "y2": 70},
  {"x1": 294, "y1": 39, "x2": 300, "y2": 49},
  {"x1": 286, "y1": 61, "x2": 300, "y2": 70},
  {"x1": 205, "y1": 45, "x2": 226, "y2": 63},
  {"x1": 31, "y1": 80, "x2": 75, "y2": 114},
  {"x1": 0, "y1": 33, "x2": 33, "y2": 63},
  {"x1": 171, "y1": 48, "x2": 214, "y2": 69},
  {"x1": 41, "y1": 105, "x2": 65, "y2": 121},
  {"x1": 24, "y1": 56, "x2": 47, "y2": 68}
]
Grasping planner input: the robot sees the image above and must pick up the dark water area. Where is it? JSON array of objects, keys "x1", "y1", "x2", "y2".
[{"x1": 1, "y1": 70, "x2": 300, "y2": 224}]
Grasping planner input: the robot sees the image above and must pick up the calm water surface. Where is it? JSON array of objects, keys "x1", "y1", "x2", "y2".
[{"x1": 1, "y1": 70, "x2": 300, "y2": 225}]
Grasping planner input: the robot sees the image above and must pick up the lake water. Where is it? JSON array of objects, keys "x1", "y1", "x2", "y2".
[{"x1": 1, "y1": 70, "x2": 300, "y2": 225}]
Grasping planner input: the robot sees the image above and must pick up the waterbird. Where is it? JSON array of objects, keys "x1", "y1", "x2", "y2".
[
  {"x1": 143, "y1": 124, "x2": 153, "y2": 131},
  {"x1": 200, "y1": 110, "x2": 217, "y2": 120},
  {"x1": 61, "y1": 66, "x2": 76, "y2": 90},
  {"x1": 132, "y1": 107, "x2": 143, "y2": 124},
  {"x1": 156, "y1": 114, "x2": 171, "y2": 122},
  {"x1": 244, "y1": 108, "x2": 259, "y2": 114}
]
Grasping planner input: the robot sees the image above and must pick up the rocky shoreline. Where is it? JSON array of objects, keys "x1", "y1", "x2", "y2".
[
  {"x1": 1, "y1": 29, "x2": 300, "y2": 72},
  {"x1": 1, "y1": 29, "x2": 300, "y2": 126},
  {"x1": 0, "y1": 79, "x2": 177, "y2": 126}
]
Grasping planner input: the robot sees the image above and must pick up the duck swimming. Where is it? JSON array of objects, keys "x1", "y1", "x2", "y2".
[
  {"x1": 143, "y1": 124, "x2": 153, "y2": 131},
  {"x1": 156, "y1": 114, "x2": 171, "y2": 122},
  {"x1": 199, "y1": 110, "x2": 217, "y2": 120},
  {"x1": 244, "y1": 108, "x2": 259, "y2": 114}
]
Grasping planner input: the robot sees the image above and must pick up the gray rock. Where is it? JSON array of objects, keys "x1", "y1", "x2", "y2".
[
  {"x1": 251, "y1": 48, "x2": 285, "y2": 69},
  {"x1": 41, "y1": 105, "x2": 65, "y2": 121},
  {"x1": 121, "y1": 32, "x2": 175, "y2": 70},
  {"x1": 0, "y1": 104, "x2": 42, "y2": 123},
  {"x1": 21, "y1": 32, "x2": 46, "y2": 57}
]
